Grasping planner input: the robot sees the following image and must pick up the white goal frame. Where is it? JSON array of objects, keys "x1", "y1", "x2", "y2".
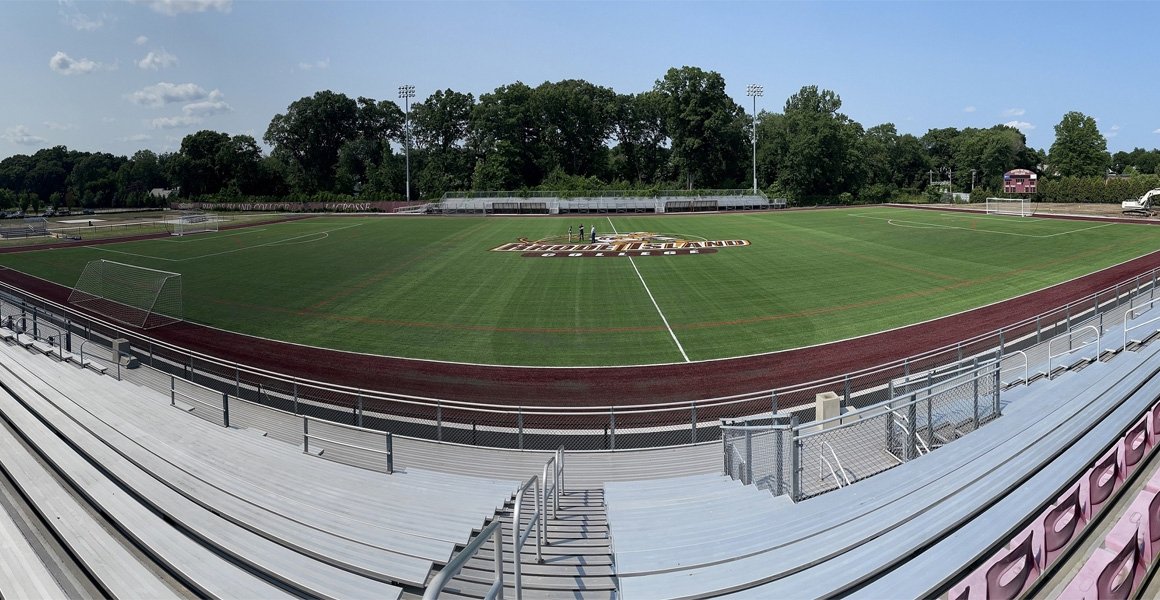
[
  {"x1": 168, "y1": 210, "x2": 219, "y2": 236},
  {"x1": 985, "y1": 197, "x2": 1033, "y2": 217},
  {"x1": 67, "y1": 259, "x2": 183, "y2": 329}
]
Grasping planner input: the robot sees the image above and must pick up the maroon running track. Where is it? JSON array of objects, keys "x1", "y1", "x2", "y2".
[{"x1": 2, "y1": 209, "x2": 1159, "y2": 408}]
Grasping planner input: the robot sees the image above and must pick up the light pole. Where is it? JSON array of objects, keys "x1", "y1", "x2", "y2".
[
  {"x1": 971, "y1": 169, "x2": 977, "y2": 193},
  {"x1": 746, "y1": 84, "x2": 763, "y2": 194},
  {"x1": 398, "y1": 84, "x2": 415, "y2": 202}
]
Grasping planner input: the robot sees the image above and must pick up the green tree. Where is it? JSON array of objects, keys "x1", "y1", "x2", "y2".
[
  {"x1": 654, "y1": 66, "x2": 747, "y2": 188},
  {"x1": 773, "y1": 85, "x2": 863, "y2": 199},
  {"x1": 471, "y1": 82, "x2": 542, "y2": 189},
  {"x1": 1049, "y1": 111, "x2": 1109, "y2": 178},
  {"x1": 610, "y1": 91, "x2": 669, "y2": 185},
  {"x1": 533, "y1": 79, "x2": 616, "y2": 179},
  {"x1": 411, "y1": 89, "x2": 475, "y2": 196},
  {"x1": 265, "y1": 90, "x2": 360, "y2": 193}
]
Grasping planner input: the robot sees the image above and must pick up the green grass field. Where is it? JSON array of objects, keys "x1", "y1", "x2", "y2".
[{"x1": 2, "y1": 206, "x2": 1159, "y2": 366}]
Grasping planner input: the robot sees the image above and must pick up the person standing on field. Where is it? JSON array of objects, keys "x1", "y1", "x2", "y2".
[
  {"x1": 579, "y1": 223, "x2": 585, "y2": 240},
  {"x1": 568, "y1": 225, "x2": 573, "y2": 242},
  {"x1": 591, "y1": 223, "x2": 597, "y2": 243}
]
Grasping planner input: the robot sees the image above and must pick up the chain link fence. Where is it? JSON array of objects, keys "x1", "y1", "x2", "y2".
[{"x1": 727, "y1": 363, "x2": 1001, "y2": 501}]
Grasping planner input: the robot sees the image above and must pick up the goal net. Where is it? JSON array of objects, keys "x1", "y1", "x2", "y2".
[
  {"x1": 985, "y1": 197, "x2": 1033, "y2": 217},
  {"x1": 67, "y1": 259, "x2": 183, "y2": 329},
  {"x1": 166, "y1": 210, "x2": 219, "y2": 236}
]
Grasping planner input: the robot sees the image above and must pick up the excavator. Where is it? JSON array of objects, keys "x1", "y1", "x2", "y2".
[{"x1": 1122, "y1": 189, "x2": 1160, "y2": 216}]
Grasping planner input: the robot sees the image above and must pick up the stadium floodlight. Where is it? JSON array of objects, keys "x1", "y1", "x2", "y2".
[
  {"x1": 399, "y1": 84, "x2": 416, "y2": 203},
  {"x1": 746, "y1": 84, "x2": 764, "y2": 194}
]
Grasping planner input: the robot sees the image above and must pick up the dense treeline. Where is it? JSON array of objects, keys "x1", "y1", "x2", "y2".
[{"x1": 0, "y1": 65, "x2": 1152, "y2": 211}]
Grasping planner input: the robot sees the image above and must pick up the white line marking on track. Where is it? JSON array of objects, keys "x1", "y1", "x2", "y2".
[{"x1": 606, "y1": 216, "x2": 690, "y2": 363}]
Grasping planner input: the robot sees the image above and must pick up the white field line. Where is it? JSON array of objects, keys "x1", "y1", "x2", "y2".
[
  {"x1": 606, "y1": 216, "x2": 690, "y2": 363},
  {"x1": 95, "y1": 222, "x2": 365, "y2": 263},
  {"x1": 160, "y1": 227, "x2": 268, "y2": 243},
  {"x1": 848, "y1": 212, "x2": 1116, "y2": 238}
]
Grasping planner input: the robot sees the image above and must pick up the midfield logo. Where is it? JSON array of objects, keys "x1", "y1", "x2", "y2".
[{"x1": 492, "y1": 232, "x2": 750, "y2": 258}]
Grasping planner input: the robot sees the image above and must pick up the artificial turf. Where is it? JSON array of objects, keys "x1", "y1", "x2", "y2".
[{"x1": 2, "y1": 206, "x2": 1158, "y2": 366}]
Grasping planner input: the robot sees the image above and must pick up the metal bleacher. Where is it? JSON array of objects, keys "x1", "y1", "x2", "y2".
[
  {"x1": 603, "y1": 326, "x2": 1160, "y2": 599},
  {"x1": 2, "y1": 278, "x2": 1160, "y2": 597},
  {"x1": 434, "y1": 190, "x2": 774, "y2": 215},
  {"x1": 0, "y1": 338, "x2": 521, "y2": 597}
]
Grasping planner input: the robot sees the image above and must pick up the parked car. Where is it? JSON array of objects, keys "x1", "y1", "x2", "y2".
[{"x1": 82, "y1": 208, "x2": 95, "y2": 215}]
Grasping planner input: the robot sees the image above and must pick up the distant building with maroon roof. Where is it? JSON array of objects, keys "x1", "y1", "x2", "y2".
[{"x1": 1003, "y1": 169, "x2": 1037, "y2": 194}]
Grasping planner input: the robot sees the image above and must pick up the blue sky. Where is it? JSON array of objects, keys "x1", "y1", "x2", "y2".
[{"x1": 2, "y1": 0, "x2": 1157, "y2": 161}]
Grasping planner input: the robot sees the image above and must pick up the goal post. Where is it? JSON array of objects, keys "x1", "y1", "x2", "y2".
[
  {"x1": 67, "y1": 259, "x2": 183, "y2": 329},
  {"x1": 985, "y1": 197, "x2": 1033, "y2": 217},
  {"x1": 166, "y1": 210, "x2": 219, "y2": 236}
]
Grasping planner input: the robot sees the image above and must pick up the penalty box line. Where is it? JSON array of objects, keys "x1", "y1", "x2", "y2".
[
  {"x1": 848, "y1": 212, "x2": 1116, "y2": 238},
  {"x1": 606, "y1": 217, "x2": 691, "y2": 363}
]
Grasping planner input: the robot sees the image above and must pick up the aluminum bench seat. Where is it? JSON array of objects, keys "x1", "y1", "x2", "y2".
[
  {"x1": 617, "y1": 357, "x2": 1126, "y2": 577},
  {"x1": 612, "y1": 353, "x2": 1134, "y2": 577},
  {"x1": 0, "y1": 461, "x2": 82, "y2": 599},
  {"x1": 0, "y1": 344, "x2": 517, "y2": 559},
  {"x1": 48, "y1": 404, "x2": 441, "y2": 587},
  {"x1": 0, "y1": 383, "x2": 299, "y2": 599},
  {"x1": 48, "y1": 362, "x2": 515, "y2": 542},
  {"x1": 613, "y1": 347, "x2": 1160, "y2": 598},
  {"x1": 0, "y1": 355, "x2": 404, "y2": 599}
]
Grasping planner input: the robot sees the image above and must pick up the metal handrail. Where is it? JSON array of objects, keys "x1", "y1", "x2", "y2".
[
  {"x1": 1124, "y1": 299, "x2": 1160, "y2": 350},
  {"x1": 1047, "y1": 325, "x2": 1101, "y2": 374},
  {"x1": 548, "y1": 446, "x2": 564, "y2": 514},
  {"x1": 821, "y1": 441, "x2": 851, "y2": 486},
  {"x1": 820, "y1": 453, "x2": 842, "y2": 487},
  {"x1": 542, "y1": 454, "x2": 557, "y2": 527},
  {"x1": 423, "y1": 518, "x2": 504, "y2": 600},
  {"x1": 890, "y1": 413, "x2": 931, "y2": 456},
  {"x1": 512, "y1": 475, "x2": 542, "y2": 600},
  {"x1": 795, "y1": 365, "x2": 994, "y2": 440},
  {"x1": 171, "y1": 385, "x2": 225, "y2": 414},
  {"x1": 999, "y1": 350, "x2": 1029, "y2": 385},
  {"x1": 301, "y1": 417, "x2": 394, "y2": 473}
]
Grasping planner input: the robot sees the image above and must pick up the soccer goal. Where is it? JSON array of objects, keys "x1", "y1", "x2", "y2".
[
  {"x1": 166, "y1": 210, "x2": 219, "y2": 236},
  {"x1": 985, "y1": 197, "x2": 1033, "y2": 217},
  {"x1": 67, "y1": 259, "x2": 183, "y2": 329}
]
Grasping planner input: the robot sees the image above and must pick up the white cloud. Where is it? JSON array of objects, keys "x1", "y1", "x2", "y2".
[
  {"x1": 118, "y1": 134, "x2": 153, "y2": 142},
  {"x1": 135, "y1": 35, "x2": 149, "y2": 45},
  {"x1": 1154, "y1": 128, "x2": 1160, "y2": 135},
  {"x1": 1108, "y1": 124, "x2": 1121, "y2": 138},
  {"x1": 2, "y1": 126, "x2": 48, "y2": 146},
  {"x1": 1002, "y1": 108, "x2": 1026, "y2": 117},
  {"x1": 101, "y1": 116, "x2": 117, "y2": 123},
  {"x1": 49, "y1": 51, "x2": 108, "y2": 76},
  {"x1": 137, "y1": 49, "x2": 178, "y2": 70},
  {"x1": 43, "y1": 121, "x2": 76, "y2": 131},
  {"x1": 59, "y1": 0, "x2": 105, "y2": 31},
  {"x1": 132, "y1": 0, "x2": 232, "y2": 16},
  {"x1": 298, "y1": 58, "x2": 330, "y2": 71},
  {"x1": 1004, "y1": 120, "x2": 1036, "y2": 132},
  {"x1": 182, "y1": 89, "x2": 232, "y2": 117},
  {"x1": 963, "y1": 106, "x2": 976, "y2": 113},
  {"x1": 128, "y1": 82, "x2": 208, "y2": 107},
  {"x1": 150, "y1": 115, "x2": 201, "y2": 129}
]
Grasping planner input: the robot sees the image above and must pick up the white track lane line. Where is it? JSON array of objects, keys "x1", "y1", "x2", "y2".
[{"x1": 606, "y1": 217, "x2": 690, "y2": 363}]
